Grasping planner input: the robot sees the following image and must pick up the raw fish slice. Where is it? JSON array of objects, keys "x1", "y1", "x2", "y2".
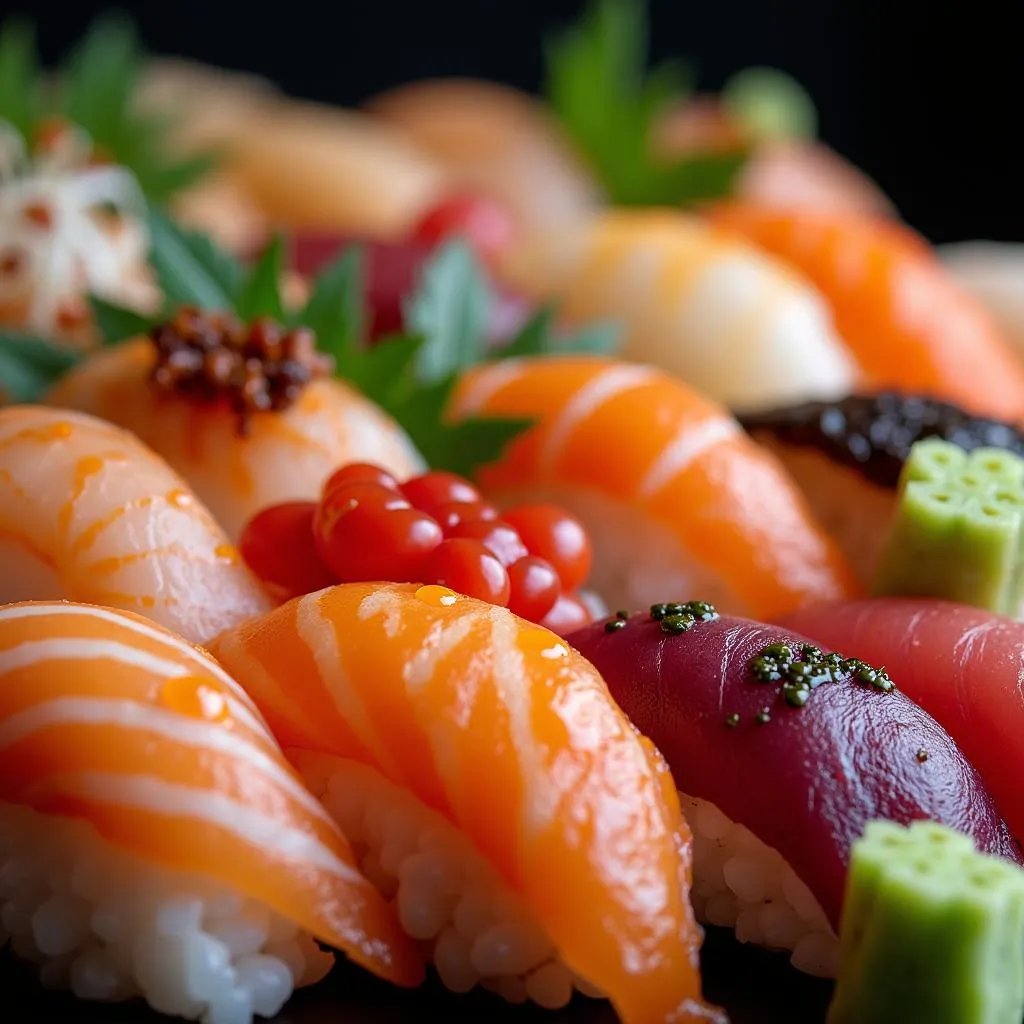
[
  {"x1": 451, "y1": 354, "x2": 860, "y2": 619},
  {"x1": 709, "y1": 203, "x2": 1024, "y2": 421},
  {"x1": 0, "y1": 601, "x2": 422, "y2": 1023},
  {"x1": 567, "y1": 610, "x2": 1021, "y2": 975},
  {"x1": 46, "y1": 338, "x2": 425, "y2": 541},
  {"x1": 780, "y1": 598, "x2": 1024, "y2": 844},
  {"x1": 0, "y1": 405, "x2": 271, "y2": 644},
  {"x1": 209, "y1": 582, "x2": 722, "y2": 1023}
]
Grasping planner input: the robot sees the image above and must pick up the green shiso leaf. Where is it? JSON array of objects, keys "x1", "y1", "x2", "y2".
[{"x1": 236, "y1": 233, "x2": 286, "y2": 322}]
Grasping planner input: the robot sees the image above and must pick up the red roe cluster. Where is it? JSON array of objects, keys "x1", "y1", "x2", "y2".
[{"x1": 239, "y1": 463, "x2": 594, "y2": 632}]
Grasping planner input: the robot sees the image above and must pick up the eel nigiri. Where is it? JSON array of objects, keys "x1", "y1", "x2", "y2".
[
  {"x1": 737, "y1": 392, "x2": 1024, "y2": 588},
  {"x1": 46, "y1": 331, "x2": 425, "y2": 542},
  {"x1": 566, "y1": 606, "x2": 1021, "y2": 978},
  {"x1": 780, "y1": 598, "x2": 1024, "y2": 845},
  {"x1": 0, "y1": 405, "x2": 271, "y2": 644},
  {"x1": 493, "y1": 209, "x2": 858, "y2": 412},
  {"x1": 708, "y1": 203, "x2": 1024, "y2": 422},
  {"x1": 0, "y1": 601, "x2": 421, "y2": 1023},
  {"x1": 208, "y1": 582, "x2": 724, "y2": 1023},
  {"x1": 450, "y1": 354, "x2": 860, "y2": 620}
]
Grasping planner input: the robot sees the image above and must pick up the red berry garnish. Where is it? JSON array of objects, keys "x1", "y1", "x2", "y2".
[
  {"x1": 501, "y1": 505, "x2": 592, "y2": 591},
  {"x1": 507, "y1": 556, "x2": 560, "y2": 622},
  {"x1": 538, "y1": 592, "x2": 593, "y2": 636},
  {"x1": 315, "y1": 483, "x2": 441, "y2": 582},
  {"x1": 401, "y1": 471, "x2": 482, "y2": 517},
  {"x1": 421, "y1": 539, "x2": 511, "y2": 606},
  {"x1": 240, "y1": 502, "x2": 337, "y2": 601},
  {"x1": 322, "y1": 462, "x2": 401, "y2": 499},
  {"x1": 448, "y1": 518, "x2": 529, "y2": 567},
  {"x1": 411, "y1": 194, "x2": 513, "y2": 263},
  {"x1": 433, "y1": 499, "x2": 499, "y2": 533}
]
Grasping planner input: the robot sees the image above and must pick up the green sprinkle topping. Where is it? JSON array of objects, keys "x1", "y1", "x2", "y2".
[
  {"x1": 615, "y1": 609, "x2": 629, "y2": 620},
  {"x1": 917, "y1": 748, "x2": 929, "y2": 763},
  {"x1": 725, "y1": 712, "x2": 741, "y2": 728},
  {"x1": 604, "y1": 618, "x2": 627, "y2": 633},
  {"x1": 755, "y1": 707, "x2": 772, "y2": 725},
  {"x1": 660, "y1": 614, "x2": 695, "y2": 635},
  {"x1": 649, "y1": 600, "x2": 719, "y2": 623}
]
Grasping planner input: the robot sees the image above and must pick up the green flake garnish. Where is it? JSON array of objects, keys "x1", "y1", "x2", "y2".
[
  {"x1": 872, "y1": 439, "x2": 1024, "y2": 615},
  {"x1": 0, "y1": 16, "x2": 215, "y2": 201},
  {"x1": 544, "y1": 0, "x2": 747, "y2": 207},
  {"x1": 828, "y1": 820, "x2": 1024, "y2": 1024}
]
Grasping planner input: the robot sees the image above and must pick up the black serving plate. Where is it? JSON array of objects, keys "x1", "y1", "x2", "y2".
[{"x1": 2, "y1": 927, "x2": 833, "y2": 1023}]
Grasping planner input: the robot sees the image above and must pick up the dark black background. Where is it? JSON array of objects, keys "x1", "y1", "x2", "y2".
[{"x1": 0, "y1": 0, "x2": 1020, "y2": 244}]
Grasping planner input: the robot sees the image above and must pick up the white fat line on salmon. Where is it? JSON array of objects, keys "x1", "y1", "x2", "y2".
[
  {"x1": 403, "y1": 613, "x2": 478, "y2": 692},
  {"x1": 295, "y1": 592, "x2": 403, "y2": 780},
  {"x1": 638, "y1": 416, "x2": 741, "y2": 500},
  {"x1": 488, "y1": 613, "x2": 557, "y2": 832},
  {"x1": 538, "y1": 365, "x2": 660, "y2": 475},
  {"x1": 356, "y1": 586, "x2": 403, "y2": 637},
  {"x1": 446, "y1": 358, "x2": 528, "y2": 418},
  {"x1": 0, "y1": 696, "x2": 332, "y2": 824},
  {"x1": 0, "y1": 604, "x2": 268, "y2": 732},
  {"x1": 57, "y1": 771, "x2": 366, "y2": 882}
]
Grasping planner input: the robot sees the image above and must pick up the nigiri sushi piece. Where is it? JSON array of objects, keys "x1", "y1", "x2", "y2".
[
  {"x1": 738, "y1": 392, "x2": 1024, "y2": 588},
  {"x1": 208, "y1": 582, "x2": 724, "y2": 1023},
  {"x1": 708, "y1": 203, "x2": 1024, "y2": 421},
  {"x1": 780, "y1": 598, "x2": 1024, "y2": 845},
  {"x1": 450, "y1": 355, "x2": 860, "y2": 620},
  {"x1": 0, "y1": 601, "x2": 422, "y2": 1023},
  {"x1": 45, "y1": 326, "x2": 425, "y2": 542},
  {"x1": 0, "y1": 405, "x2": 271, "y2": 644},
  {"x1": 494, "y1": 209, "x2": 858, "y2": 412},
  {"x1": 566, "y1": 605, "x2": 1021, "y2": 978}
]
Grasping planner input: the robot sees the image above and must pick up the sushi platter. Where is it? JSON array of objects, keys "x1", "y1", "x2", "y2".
[{"x1": 2, "y1": 4, "x2": 1024, "y2": 1024}]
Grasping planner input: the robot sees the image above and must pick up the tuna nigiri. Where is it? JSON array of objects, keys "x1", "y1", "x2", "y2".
[
  {"x1": 45, "y1": 330, "x2": 425, "y2": 542},
  {"x1": 450, "y1": 355, "x2": 860, "y2": 620},
  {"x1": 780, "y1": 598, "x2": 1024, "y2": 845},
  {"x1": 708, "y1": 203, "x2": 1024, "y2": 422},
  {"x1": 0, "y1": 601, "x2": 421, "y2": 1023},
  {"x1": 0, "y1": 406, "x2": 271, "y2": 643},
  {"x1": 494, "y1": 210, "x2": 857, "y2": 412},
  {"x1": 567, "y1": 606, "x2": 1021, "y2": 978},
  {"x1": 209, "y1": 582, "x2": 724, "y2": 1023}
]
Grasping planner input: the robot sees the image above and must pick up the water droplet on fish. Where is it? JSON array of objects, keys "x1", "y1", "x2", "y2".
[
  {"x1": 415, "y1": 585, "x2": 459, "y2": 607},
  {"x1": 520, "y1": 627, "x2": 569, "y2": 660},
  {"x1": 159, "y1": 677, "x2": 230, "y2": 722},
  {"x1": 214, "y1": 544, "x2": 239, "y2": 564},
  {"x1": 166, "y1": 489, "x2": 193, "y2": 508}
]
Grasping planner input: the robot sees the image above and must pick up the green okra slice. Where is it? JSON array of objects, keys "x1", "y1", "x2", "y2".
[{"x1": 827, "y1": 820, "x2": 1024, "y2": 1024}]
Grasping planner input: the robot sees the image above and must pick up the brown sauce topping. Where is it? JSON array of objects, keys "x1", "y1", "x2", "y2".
[{"x1": 149, "y1": 307, "x2": 334, "y2": 435}]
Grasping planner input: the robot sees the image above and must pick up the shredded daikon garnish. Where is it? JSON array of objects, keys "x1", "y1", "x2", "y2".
[{"x1": 0, "y1": 119, "x2": 156, "y2": 345}]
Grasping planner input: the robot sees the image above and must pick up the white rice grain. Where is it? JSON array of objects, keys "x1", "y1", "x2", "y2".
[
  {"x1": 0, "y1": 804, "x2": 332, "y2": 1023},
  {"x1": 301, "y1": 755, "x2": 603, "y2": 1010},
  {"x1": 679, "y1": 792, "x2": 840, "y2": 978}
]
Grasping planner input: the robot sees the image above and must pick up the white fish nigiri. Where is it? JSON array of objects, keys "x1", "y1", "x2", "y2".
[
  {"x1": 496, "y1": 208, "x2": 858, "y2": 413},
  {"x1": 0, "y1": 405, "x2": 271, "y2": 643}
]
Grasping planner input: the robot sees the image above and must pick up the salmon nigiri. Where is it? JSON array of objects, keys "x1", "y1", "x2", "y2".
[
  {"x1": 46, "y1": 331, "x2": 425, "y2": 542},
  {"x1": 779, "y1": 598, "x2": 1024, "y2": 845},
  {"x1": 0, "y1": 601, "x2": 421, "y2": 1023},
  {"x1": 708, "y1": 202, "x2": 1024, "y2": 422},
  {"x1": 494, "y1": 209, "x2": 857, "y2": 412},
  {"x1": 450, "y1": 355, "x2": 860, "y2": 620},
  {"x1": 209, "y1": 582, "x2": 723, "y2": 1023},
  {"x1": 0, "y1": 405, "x2": 271, "y2": 643}
]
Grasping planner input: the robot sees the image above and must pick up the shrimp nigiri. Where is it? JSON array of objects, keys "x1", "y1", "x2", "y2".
[
  {"x1": 209, "y1": 582, "x2": 723, "y2": 1023},
  {"x1": 46, "y1": 331, "x2": 425, "y2": 542},
  {"x1": 780, "y1": 598, "x2": 1024, "y2": 844},
  {"x1": 0, "y1": 601, "x2": 421, "y2": 1023},
  {"x1": 0, "y1": 405, "x2": 271, "y2": 644},
  {"x1": 494, "y1": 209, "x2": 857, "y2": 412},
  {"x1": 708, "y1": 202, "x2": 1024, "y2": 422},
  {"x1": 450, "y1": 355, "x2": 860, "y2": 620}
]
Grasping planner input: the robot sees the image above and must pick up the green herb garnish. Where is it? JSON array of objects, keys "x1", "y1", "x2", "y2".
[
  {"x1": 544, "y1": 0, "x2": 747, "y2": 206},
  {"x1": 0, "y1": 15, "x2": 215, "y2": 200}
]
